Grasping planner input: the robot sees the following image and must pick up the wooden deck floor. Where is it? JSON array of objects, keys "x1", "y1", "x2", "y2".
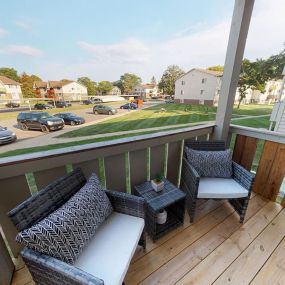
[{"x1": 12, "y1": 193, "x2": 285, "y2": 285}]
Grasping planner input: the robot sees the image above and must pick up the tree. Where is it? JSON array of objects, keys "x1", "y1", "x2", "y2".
[
  {"x1": 207, "y1": 65, "x2": 224, "y2": 72},
  {"x1": 77, "y1": 77, "x2": 97, "y2": 95},
  {"x1": 97, "y1": 81, "x2": 113, "y2": 95},
  {"x1": 20, "y1": 73, "x2": 42, "y2": 98},
  {"x1": 151, "y1": 76, "x2": 157, "y2": 85},
  {"x1": 119, "y1": 73, "x2": 142, "y2": 94},
  {"x1": 0, "y1": 67, "x2": 20, "y2": 82},
  {"x1": 113, "y1": 80, "x2": 123, "y2": 92},
  {"x1": 158, "y1": 65, "x2": 185, "y2": 95}
]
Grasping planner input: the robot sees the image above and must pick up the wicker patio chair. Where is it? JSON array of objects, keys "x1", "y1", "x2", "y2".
[
  {"x1": 8, "y1": 168, "x2": 145, "y2": 285},
  {"x1": 180, "y1": 140, "x2": 255, "y2": 223}
]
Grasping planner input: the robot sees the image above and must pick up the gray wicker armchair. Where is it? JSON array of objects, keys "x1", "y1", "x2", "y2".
[
  {"x1": 8, "y1": 168, "x2": 145, "y2": 285},
  {"x1": 181, "y1": 141, "x2": 255, "y2": 223}
]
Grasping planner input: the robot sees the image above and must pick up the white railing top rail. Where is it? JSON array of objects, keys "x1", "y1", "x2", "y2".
[{"x1": 230, "y1": 124, "x2": 285, "y2": 144}]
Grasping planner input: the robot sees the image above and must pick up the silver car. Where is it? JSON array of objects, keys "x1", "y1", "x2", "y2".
[{"x1": 0, "y1": 126, "x2": 17, "y2": 145}]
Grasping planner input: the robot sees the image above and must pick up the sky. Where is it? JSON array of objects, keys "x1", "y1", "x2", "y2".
[{"x1": 0, "y1": 0, "x2": 284, "y2": 83}]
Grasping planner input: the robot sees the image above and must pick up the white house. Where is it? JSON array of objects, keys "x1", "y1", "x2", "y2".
[
  {"x1": 33, "y1": 80, "x2": 88, "y2": 101},
  {"x1": 110, "y1": 86, "x2": 121, "y2": 96},
  {"x1": 234, "y1": 88, "x2": 262, "y2": 105},
  {"x1": 133, "y1": 84, "x2": 158, "y2": 99},
  {"x1": 0, "y1": 76, "x2": 22, "y2": 103},
  {"x1": 264, "y1": 80, "x2": 285, "y2": 102},
  {"x1": 174, "y1": 69, "x2": 222, "y2": 106}
]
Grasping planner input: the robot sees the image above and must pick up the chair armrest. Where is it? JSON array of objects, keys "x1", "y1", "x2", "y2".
[
  {"x1": 232, "y1": 161, "x2": 255, "y2": 191},
  {"x1": 105, "y1": 190, "x2": 145, "y2": 219},
  {"x1": 181, "y1": 157, "x2": 200, "y2": 197},
  {"x1": 21, "y1": 248, "x2": 104, "y2": 285}
]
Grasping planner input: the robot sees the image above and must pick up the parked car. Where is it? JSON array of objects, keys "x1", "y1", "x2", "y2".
[
  {"x1": 6, "y1": 102, "x2": 20, "y2": 108},
  {"x1": 34, "y1": 103, "x2": 54, "y2": 110},
  {"x1": 54, "y1": 101, "x2": 72, "y2": 108},
  {"x1": 17, "y1": 111, "x2": 64, "y2": 132},
  {"x1": 82, "y1": 99, "x2": 94, "y2": 105},
  {"x1": 54, "y1": 112, "x2": 85, "y2": 126},
  {"x1": 93, "y1": 105, "x2": 117, "y2": 115},
  {"x1": 165, "y1": 99, "x2": 175, "y2": 103},
  {"x1": 0, "y1": 126, "x2": 17, "y2": 145},
  {"x1": 120, "y1": 103, "x2": 138, "y2": 110}
]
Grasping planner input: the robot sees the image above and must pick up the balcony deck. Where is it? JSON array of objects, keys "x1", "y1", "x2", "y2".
[{"x1": 11, "y1": 193, "x2": 285, "y2": 285}]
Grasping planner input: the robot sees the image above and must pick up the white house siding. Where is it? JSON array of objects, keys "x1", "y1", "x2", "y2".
[
  {"x1": 61, "y1": 82, "x2": 88, "y2": 100},
  {"x1": 174, "y1": 69, "x2": 221, "y2": 106},
  {"x1": 264, "y1": 80, "x2": 285, "y2": 102},
  {"x1": 0, "y1": 82, "x2": 22, "y2": 102}
]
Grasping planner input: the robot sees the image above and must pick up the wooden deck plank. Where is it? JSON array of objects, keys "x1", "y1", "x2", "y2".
[
  {"x1": 213, "y1": 208, "x2": 285, "y2": 285},
  {"x1": 140, "y1": 195, "x2": 267, "y2": 285},
  {"x1": 11, "y1": 266, "x2": 33, "y2": 285},
  {"x1": 174, "y1": 201, "x2": 282, "y2": 285},
  {"x1": 251, "y1": 236, "x2": 285, "y2": 285},
  {"x1": 132, "y1": 199, "x2": 223, "y2": 263}
]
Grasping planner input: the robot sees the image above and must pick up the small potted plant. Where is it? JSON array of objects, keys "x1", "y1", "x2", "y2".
[{"x1": 151, "y1": 174, "x2": 164, "y2": 192}]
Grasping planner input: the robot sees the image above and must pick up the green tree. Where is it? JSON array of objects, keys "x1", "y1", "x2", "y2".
[
  {"x1": 20, "y1": 73, "x2": 42, "y2": 98},
  {"x1": 77, "y1": 77, "x2": 97, "y2": 95},
  {"x1": 151, "y1": 76, "x2": 157, "y2": 85},
  {"x1": 207, "y1": 65, "x2": 224, "y2": 72},
  {"x1": 158, "y1": 65, "x2": 185, "y2": 95},
  {"x1": 0, "y1": 67, "x2": 20, "y2": 82},
  {"x1": 97, "y1": 81, "x2": 113, "y2": 95},
  {"x1": 119, "y1": 73, "x2": 142, "y2": 94}
]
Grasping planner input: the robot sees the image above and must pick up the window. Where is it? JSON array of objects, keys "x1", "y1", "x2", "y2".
[
  {"x1": 180, "y1": 90, "x2": 184, "y2": 95},
  {"x1": 202, "y1": 78, "x2": 207, "y2": 84},
  {"x1": 200, "y1": 90, "x2": 204, "y2": 95},
  {"x1": 181, "y1": 81, "x2": 185, "y2": 85}
]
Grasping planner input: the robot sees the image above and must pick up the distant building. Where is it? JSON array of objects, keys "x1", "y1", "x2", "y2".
[
  {"x1": 174, "y1": 69, "x2": 222, "y2": 106},
  {"x1": 133, "y1": 83, "x2": 158, "y2": 99},
  {"x1": 234, "y1": 89, "x2": 262, "y2": 105},
  {"x1": 0, "y1": 76, "x2": 22, "y2": 102},
  {"x1": 33, "y1": 80, "x2": 88, "y2": 101},
  {"x1": 264, "y1": 80, "x2": 285, "y2": 102},
  {"x1": 110, "y1": 86, "x2": 121, "y2": 96}
]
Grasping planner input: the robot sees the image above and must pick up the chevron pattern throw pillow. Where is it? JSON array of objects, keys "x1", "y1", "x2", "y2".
[
  {"x1": 16, "y1": 173, "x2": 113, "y2": 264},
  {"x1": 185, "y1": 147, "x2": 232, "y2": 178}
]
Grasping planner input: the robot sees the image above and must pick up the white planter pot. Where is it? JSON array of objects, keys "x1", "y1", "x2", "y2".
[
  {"x1": 157, "y1": 209, "x2": 167, "y2": 224},
  {"x1": 151, "y1": 180, "x2": 164, "y2": 192}
]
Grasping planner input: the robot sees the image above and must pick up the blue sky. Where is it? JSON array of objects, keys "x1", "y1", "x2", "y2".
[{"x1": 0, "y1": 0, "x2": 284, "y2": 82}]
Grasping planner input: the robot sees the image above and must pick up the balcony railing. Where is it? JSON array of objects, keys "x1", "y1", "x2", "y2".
[{"x1": 1, "y1": 122, "x2": 285, "y2": 284}]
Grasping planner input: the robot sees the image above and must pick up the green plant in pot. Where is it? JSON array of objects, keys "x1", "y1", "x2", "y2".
[{"x1": 151, "y1": 173, "x2": 164, "y2": 192}]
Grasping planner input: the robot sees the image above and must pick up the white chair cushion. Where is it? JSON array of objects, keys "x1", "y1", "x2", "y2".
[
  {"x1": 74, "y1": 212, "x2": 144, "y2": 285},
  {"x1": 198, "y1": 178, "x2": 249, "y2": 199}
]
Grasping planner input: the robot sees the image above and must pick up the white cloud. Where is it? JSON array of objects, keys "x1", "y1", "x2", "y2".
[
  {"x1": 5, "y1": 45, "x2": 43, "y2": 57},
  {"x1": 0, "y1": 28, "x2": 7, "y2": 37},
  {"x1": 78, "y1": 38, "x2": 151, "y2": 64},
  {"x1": 15, "y1": 21, "x2": 33, "y2": 32}
]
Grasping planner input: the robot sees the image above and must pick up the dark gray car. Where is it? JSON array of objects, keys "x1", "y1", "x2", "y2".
[
  {"x1": 93, "y1": 105, "x2": 117, "y2": 115},
  {"x1": 0, "y1": 126, "x2": 17, "y2": 145}
]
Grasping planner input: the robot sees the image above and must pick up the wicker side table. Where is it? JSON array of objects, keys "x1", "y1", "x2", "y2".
[{"x1": 134, "y1": 179, "x2": 186, "y2": 241}]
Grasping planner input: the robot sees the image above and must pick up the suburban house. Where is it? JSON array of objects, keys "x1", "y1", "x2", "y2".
[
  {"x1": 33, "y1": 80, "x2": 88, "y2": 101},
  {"x1": 174, "y1": 69, "x2": 223, "y2": 105},
  {"x1": 133, "y1": 83, "x2": 158, "y2": 99},
  {"x1": 264, "y1": 80, "x2": 285, "y2": 102},
  {"x1": 234, "y1": 88, "x2": 262, "y2": 105},
  {"x1": 110, "y1": 86, "x2": 121, "y2": 96},
  {"x1": 0, "y1": 75, "x2": 22, "y2": 103}
]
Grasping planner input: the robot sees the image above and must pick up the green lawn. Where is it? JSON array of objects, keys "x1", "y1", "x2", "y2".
[
  {"x1": 231, "y1": 116, "x2": 271, "y2": 129},
  {"x1": 59, "y1": 103, "x2": 272, "y2": 138}
]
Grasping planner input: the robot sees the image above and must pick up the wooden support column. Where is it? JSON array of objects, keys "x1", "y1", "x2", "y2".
[
  {"x1": 214, "y1": 0, "x2": 255, "y2": 141},
  {"x1": 0, "y1": 233, "x2": 14, "y2": 285}
]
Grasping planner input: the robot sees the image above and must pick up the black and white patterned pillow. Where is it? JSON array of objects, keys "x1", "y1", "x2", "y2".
[
  {"x1": 16, "y1": 173, "x2": 113, "y2": 264},
  {"x1": 185, "y1": 147, "x2": 232, "y2": 178}
]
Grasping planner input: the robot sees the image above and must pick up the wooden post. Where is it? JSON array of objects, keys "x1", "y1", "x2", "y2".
[{"x1": 214, "y1": 0, "x2": 255, "y2": 141}]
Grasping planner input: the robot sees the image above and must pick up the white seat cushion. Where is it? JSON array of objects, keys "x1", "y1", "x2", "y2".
[
  {"x1": 74, "y1": 212, "x2": 144, "y2": 285},
  {"x1": 198, "y1": 178, "x2": 249, "y2": 199}
]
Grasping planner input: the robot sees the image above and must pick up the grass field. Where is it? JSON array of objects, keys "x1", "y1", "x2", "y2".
[
  {"x1": 59, "y1": 103, "x2": 272, "y2": 138},
  {"x1": 0, "y1": 103, "x2": 273, "y2": 158}
]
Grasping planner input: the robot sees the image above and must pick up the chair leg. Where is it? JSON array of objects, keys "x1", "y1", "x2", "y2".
[{"x1": 139, "y1": 230, "x2": 146, "y2": 251}]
